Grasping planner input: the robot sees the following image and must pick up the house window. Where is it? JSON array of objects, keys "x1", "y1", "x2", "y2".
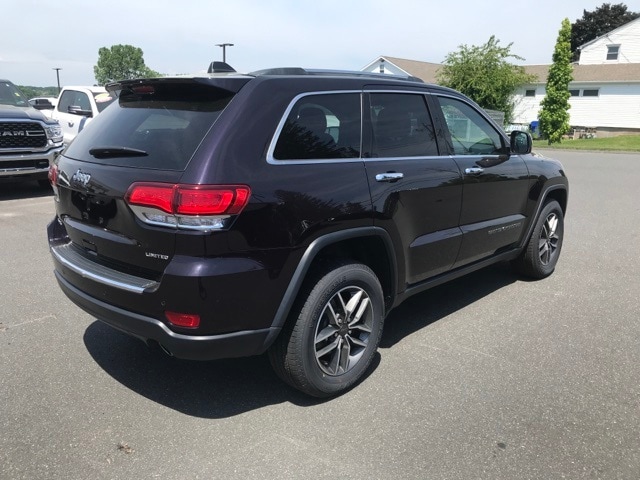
[
  {"x1": 582, "y1": 89, "x2": 600, "y2": 97},
  {"x1": 607, "y1": 45, "x2": 620, "y2": 61},
  {"x1": 569, "y1": 89, "x2": 580, "y2": 97},
  {"x1": 525, "y1": 89, "x2": 536, "y2": 97}
]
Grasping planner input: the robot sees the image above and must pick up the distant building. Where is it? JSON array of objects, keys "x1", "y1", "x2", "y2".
[{"x1": 363, "y1": 19, "x2": 640, "y2": 136}]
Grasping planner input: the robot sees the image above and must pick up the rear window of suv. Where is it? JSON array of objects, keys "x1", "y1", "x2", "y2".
[{"x1": 64, "y1": 82, "x2": 235, "y2": 170}]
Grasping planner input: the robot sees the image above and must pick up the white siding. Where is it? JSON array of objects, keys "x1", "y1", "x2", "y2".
[
  {"x1": 579, "y1": 19, "x2": 640, "y2": 64},
  {"x1": 511, "y1": 87, "x2": 544, "y2": 125},
  {"x1": 569, "y1": 83, "x2": 640, "y2": 128},
  {"x1": 511, "y1": 83, "x2": 640, "y2": 129},
  {"x1": 361, "y1": 59, "x2": 408, "y2": 76}
]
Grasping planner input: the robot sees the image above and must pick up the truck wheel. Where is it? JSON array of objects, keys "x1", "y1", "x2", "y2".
[
  {"x1": 513, "y1": 200, "x2": 564, "y2": 279},
  {"x1": 269, "y1": 262, "x2": 384, "y2": 397}
]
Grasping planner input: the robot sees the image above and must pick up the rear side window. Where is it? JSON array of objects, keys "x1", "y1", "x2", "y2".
[
  {"x1": 64, "y1": 82, "x2": 234, "y2": 170},
  {"x1": 370, "y1": 93, "x2": 438, "y2": 157},
  {"x1": 273, "y1": 93, "x2": 361, "y2": 160}
]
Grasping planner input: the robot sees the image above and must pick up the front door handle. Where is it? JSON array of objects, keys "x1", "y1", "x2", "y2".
[
  {"x1": 464, "y1": 167, "x2": 484, "y2": 175},
  {"x1": 375, "y1": 172, "x2": 404, "y2": 183}
]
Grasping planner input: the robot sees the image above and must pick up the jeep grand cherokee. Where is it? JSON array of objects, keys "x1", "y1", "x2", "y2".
[{"x1": 47, "y1": 68, "x2": 568, "y2": 397}]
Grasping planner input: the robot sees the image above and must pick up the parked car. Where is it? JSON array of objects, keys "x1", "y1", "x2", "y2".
[
  {"x1": 47, "y1": 68, "x2": 568, "y2": 397},
  {"x1": 46, "y1": 86, "x2": 116, "y2": 145},
  {"x1": 0, "y1": 79, "x2": 63, "y2": 186},
  {"x1": 28, "y1": 96, "x2": 58, "y2": 110}
]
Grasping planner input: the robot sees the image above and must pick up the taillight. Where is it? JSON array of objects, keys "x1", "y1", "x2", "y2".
[
  {"x1": 165, "y1": 311, "x2": 200, "y2": 328},
  {"x1": 125, "y1": 183, "x2": 251, "y2": 231},
  {"x1": 48, "y1": 163, "x2": 59, "y2": 185}
]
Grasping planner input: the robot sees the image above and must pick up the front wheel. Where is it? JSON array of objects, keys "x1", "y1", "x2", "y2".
[
  {"x1": 513, "y1": 200, "x2": 564, "y2": 279},
  {"x1": 269, "y1": 262, "x2": 384, "y2": 397}
]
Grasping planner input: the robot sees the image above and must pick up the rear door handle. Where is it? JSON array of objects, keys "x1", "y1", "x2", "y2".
[
  {"x1": 375, "y1": 172, "x2": 404, "y2": 183},
  {"x1": 464, "y1": 167, "x2": 484, "y2": 175}
]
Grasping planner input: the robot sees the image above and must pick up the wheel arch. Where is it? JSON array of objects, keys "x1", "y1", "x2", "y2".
[
  {"x1": 520, "y1": 184, "x2": 568, "y2": 249},
  {"x1": 266, "y1": 227, "x2": 397, "y2": 342}
]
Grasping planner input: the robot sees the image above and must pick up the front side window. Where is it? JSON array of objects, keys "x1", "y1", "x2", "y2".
[
  {"x1": 57, "y1": 90, "x2": 90, "y2": 112},
  {"x1": 607, "y1": 45, "x2": 620, "y2": 61},
  {"x1": 369, "y1": 93, "x2": 438, "y2": 158},
  {"x1": 435, "y1": 96, "x2": 504, "y2": 155},
  {"x1": 273, "y1": 93, "x2": 361, "y2": 160},
  {"x1": 525, "y1": 89, "x2": 536, "y2": 97}
]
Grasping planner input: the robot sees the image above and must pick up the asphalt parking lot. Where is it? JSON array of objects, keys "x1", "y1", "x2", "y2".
[{"x1": 1, "y1": 150, "x2": 639, "y2": 480}]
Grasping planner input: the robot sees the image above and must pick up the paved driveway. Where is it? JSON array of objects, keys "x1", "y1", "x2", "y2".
[{"x1": 1, "y1": 150, "x2": 639, "y2": 479}]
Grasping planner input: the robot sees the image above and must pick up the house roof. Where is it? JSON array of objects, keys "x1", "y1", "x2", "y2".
[
  {"x1": 523, "y1": 63, "x2": 640, "y2": 83},
  {"x1": 368, "y1": 56, "x2": 640, "y2": 85},
  {"x1": 374, "y1": 56, "x2": 442, "y2": 83}
]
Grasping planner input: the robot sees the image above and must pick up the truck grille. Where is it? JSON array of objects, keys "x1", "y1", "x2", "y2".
[{"x1": 0, "y1": 122, "x2": 47, "y2": 149}]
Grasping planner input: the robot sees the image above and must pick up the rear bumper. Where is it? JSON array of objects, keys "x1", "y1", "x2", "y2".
[{"x1": 54, "y1": 270, "x2": 279, "y2": 361}]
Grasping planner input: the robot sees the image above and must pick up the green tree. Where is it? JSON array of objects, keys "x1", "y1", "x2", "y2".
[
  {"x1": 16, "y1": 86, "x2": 58, "y2": 99},
  {"x1": 571, "y1": 3, "x2": 639, "y2": 61},
  {"x1": 539, "y1": 19, "x2": 573, "y2": 145},
  {"x1": 93, "y1": 44, "x2": 161, "y2": 85},
  {"x1": 437, "y1": 36, "x2": 535, "y2": 124}
]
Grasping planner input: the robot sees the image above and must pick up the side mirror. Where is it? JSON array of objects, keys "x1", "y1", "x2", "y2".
[
  {"x1": 68, "y1": 105, "x2": 93, "y2": 117},
  {"x1": 32, "y1": 100, "x2": 54, "y2": 110},
  {"x1": 510, "y1": 130, "x2": 532, "y2": 154}
]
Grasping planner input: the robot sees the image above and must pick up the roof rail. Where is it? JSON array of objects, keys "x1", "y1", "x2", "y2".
[
  {"x1": 306, "y1": 69, "x2": 424, "y2": 83},
  {"x1": 249, "y1": 67, "x2": 307, "y2": 76},
  {"x1": 248, "y1": 67, "x2": 424, "y2": 83}
]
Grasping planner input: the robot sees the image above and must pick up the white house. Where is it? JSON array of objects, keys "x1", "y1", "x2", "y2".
[{"x1": 363, "y1": 18, "x2": 640, "y2": 136}]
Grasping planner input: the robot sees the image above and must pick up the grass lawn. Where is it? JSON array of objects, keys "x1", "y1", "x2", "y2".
[{"x1": 532, "y1": 135, "x2": 640, "y2": 152}]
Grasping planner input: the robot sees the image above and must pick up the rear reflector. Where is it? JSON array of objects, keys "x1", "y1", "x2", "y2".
[{"x1": 165, "y1": 311, "x2": 200, "y2": 328}]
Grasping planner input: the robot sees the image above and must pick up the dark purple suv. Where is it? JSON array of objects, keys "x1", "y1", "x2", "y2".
[{"x1": 47, "y1": 69, "x2": 568, "y2": 397}]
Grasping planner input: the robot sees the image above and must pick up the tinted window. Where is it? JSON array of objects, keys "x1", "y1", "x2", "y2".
[
  {"x1": 273, "y1": 93, "x2": 361, "y2": 160},
  {"x1": 64, "y1": 82, "x2": 234, "y2": 170},
  {"x1": 435, "y1": 96, "x2": 504, "y2": 155},
  {"x1": 0, "y1": 81, "x2": 29, "y2": 107},
  {"x1": 57, "y1": 90, "x2": 76, "y2": 112},
  {"x1": 94, "y1": 92, "x2": 116, "y2": 112},
  {"x1": 370, "y1": 93, "x2": 438, "y2": 157},
  {"x1": 582, "y1": 89, "x2": 599, "y2": 97}
]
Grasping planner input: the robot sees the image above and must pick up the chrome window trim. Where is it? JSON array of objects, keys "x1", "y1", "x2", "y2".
[
  {"x1": 266, "y1": 90, "x2": 364, "y2": 165},
  {"x1": 265, "y1": 88, "x2": 451, "y2": 165}
]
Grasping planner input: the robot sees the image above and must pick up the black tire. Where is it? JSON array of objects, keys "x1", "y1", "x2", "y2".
[
  {"x1": 269, "y1": 262, "x2": 384, "y2": 398},
  {"x1": 513, "y1": 200, "x2": 564, "y2": 279}
]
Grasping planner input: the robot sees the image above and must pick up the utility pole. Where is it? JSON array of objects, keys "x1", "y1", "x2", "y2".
[
  {"x1": 53, "y1": 68, "x2": 62, "y2": 94},
  {"x1": 215, "y1": 43, "x2": 234, "y2": 63}
]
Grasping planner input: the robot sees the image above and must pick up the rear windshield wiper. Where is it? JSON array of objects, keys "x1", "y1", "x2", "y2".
[{"x1": 89, "y1": 147, "x2": 149, "y2": 159}]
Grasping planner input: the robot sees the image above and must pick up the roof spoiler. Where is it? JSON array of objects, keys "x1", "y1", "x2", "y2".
[{"x1": 207, "y1": 61, "x2": 236, "y2": 73}]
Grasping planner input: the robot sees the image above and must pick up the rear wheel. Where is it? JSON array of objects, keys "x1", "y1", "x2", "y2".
[
  {"x1": 269, "y1": 262, "x2": 384, "y2": 397},
  {"x1": 513, "y1": 200, "x2": 564, "y2": 279}
]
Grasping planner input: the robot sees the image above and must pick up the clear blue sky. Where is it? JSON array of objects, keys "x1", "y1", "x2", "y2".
[{"x1": 2, "y1": 0, "x2": 637, "y2": 87}]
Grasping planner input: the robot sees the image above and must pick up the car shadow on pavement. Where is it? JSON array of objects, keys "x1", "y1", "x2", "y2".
[
  {"x1": 380, "y1": 262, "x2": 519, "y2": 348},
  {"x1": 83, "y1": 263, "x2": 517, "y2": 418},
  {"x1": 0, "y1": 181, "x2": 52, "y2": 201}
]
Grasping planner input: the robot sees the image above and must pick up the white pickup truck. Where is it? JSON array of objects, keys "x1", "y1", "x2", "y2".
[{"x1": 46, "y1": 86, "x2": 116, "y2": 145}]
